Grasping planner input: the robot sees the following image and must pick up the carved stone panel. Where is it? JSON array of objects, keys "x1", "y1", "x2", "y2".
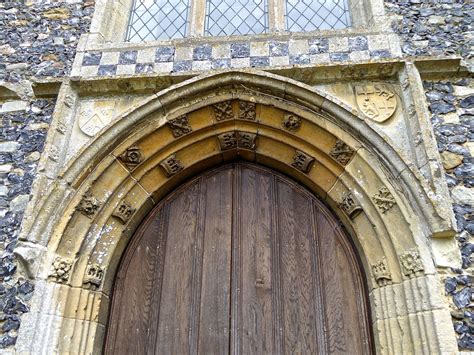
[
  {"x1": 282, "y1": 114, "x2": 302, "y2": 131},
  {"x1": 83, "y1": 264, "x2": 104, "y2": 289},
  {"x1": 49, "y1": 257, "x2": 73, "y2": 283},
  {"x1": 371, "y1": 258, "x2": 392, "y2": 286},
  {"x1": 399, "y1": 249, "x2": 424, "y2": 277},
  {"x1": 339, "y1": 192, "x2": 362, "y2": 219},
  {"x1": 291, "y1": 150, "x2": 315, "y2": 174},
  {"x1": 213, "y1": 101, "x2": 234, "y2": 121},
  {"x1": 119, "y1": 145, "x2": 144, "y2": 171},
  {"x1": 76, "y1": 193, "x2": 101, "y2": 218},
  {"x1": 238, "y1": 101, "x2": 256, "y2": 121},
  {"x1": 168, "y1": 115, "x2": 192, "y2": 138},
  {"x1": 159, "y1": 154, "x2": 184, "y2": 177},
  {"x1": 217, "y1": 131, "x2": 257, "y2": 151},
  {"x1": 112, "y1": 201, "x2": 136, "y2": 224},
  {"x1": 355, "y1": 84, "x2": 397, "y2": 122},
  {"x1": 372, "y1": 187, "x2": 396, "y2": 213},
  {"x1": 329, "y1": 140, "x2": 355, "y2": 165}
]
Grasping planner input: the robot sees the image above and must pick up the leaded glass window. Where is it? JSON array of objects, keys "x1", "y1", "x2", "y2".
[
  {"x1": 204, "y1": 0, "x2": 268, "y2": 36},
  {"x1": 285, "y1": 0, "x2": 351, "y2": 31},
  {"x1": 127, "y1": 0, "x2": 191, "y2": 42}
]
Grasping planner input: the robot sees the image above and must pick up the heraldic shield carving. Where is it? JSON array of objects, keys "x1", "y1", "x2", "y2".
[{"x1": 355, "y1": 84, "x2": 397, "y2": 123}]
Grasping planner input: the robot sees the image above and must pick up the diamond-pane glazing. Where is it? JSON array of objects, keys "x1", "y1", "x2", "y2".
[
  {"x1": 285, "y1": 0, "x2": 351, "y2": 32},
  {"x1": 205, "y1": 0, "x2": 268, "y2": 36},
  {"x1": 127, "y1": 0, "x2": 190, "y2": 42}
]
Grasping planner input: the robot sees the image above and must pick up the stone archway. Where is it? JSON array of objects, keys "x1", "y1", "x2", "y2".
[{"x1": 16, "y1": 71, "x2": 457, "y2": 353}]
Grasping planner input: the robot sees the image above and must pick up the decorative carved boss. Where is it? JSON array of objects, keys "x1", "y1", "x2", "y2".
[
  {"x1": 372, "y1": 187, "x2": 396, "y2": 213},
  {"x1": 292, "y1": 150, "x2": 315, "y2": 174},
  {"x1": 217, "y1": 131, "x2": 257, "y2": 151},
  {"x1": 119, "y1": 145, "x2": 144, "y2": 171},
  {"x1": 77, "y1": 193, "x2": 101, "y2": 218},
  {"x1": 212, "y1": 100, "x2": 257, "y2": 122},
  {"x1": 329, "y1": 140, "x2": 355, "y2": 165},
  {"x1": 282, "y1": 114, "x2": 302, "y2": 131},
  {"x1": 159, "y1": 154, "x2": 184, "y2": 177},
  {"x1": 168, "y1": 115, "x2": 192, "y2": 138},
  {"x1": 339, "y1": 192, "x2": 362, "y2": 220},
  {"x1": 212, "y1": 101, "x2": 234, "y2": 121},
  {"x1": 112, "y1": 200, "x2": 136, "y2": 224},
  {"x1": 399, "y1": 248, "x2": 424, "y2": 278},
  {"x1": 355, "y1": 84, "x2": 397, "y2": 123},
  {"x1": 83, "y1": 264, "x2": 104, "y2": 290},
  {"x1": 49, "y1": 256, "x2": 73, "y2": 283},
  {"x1": 371, "y1": 257, "x2": 392, "y2": 287}
]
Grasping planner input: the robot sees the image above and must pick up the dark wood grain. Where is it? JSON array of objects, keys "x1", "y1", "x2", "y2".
[
  {"x1": 237, "y1": 165, "x2": 275, "y2": 354},
  {"x1": 276, "y1": 178, "x2": 320, "y2": 354},
  {"x1": 155, "y1": 181, "x2": 201, "y2": 354},
  {"x1": 198, "y1": 168, "x2": 233, "y2": 354},
  {"x1": 104, "y1": 162, "x2": 373, "y2": 355}
]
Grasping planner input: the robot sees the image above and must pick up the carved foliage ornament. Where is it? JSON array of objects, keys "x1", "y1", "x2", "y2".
[
  {"x1": 83, "y1": 264, "x2": 104, "y2": 289},
  {"x1": 238, "y1": 101, "x2": 256, "y2": 121},
  {"x1": 49, "y1": 256, "x2": 73, "y2": 283},
  {"x1": 168, "y1": 115, "x2": 192, "y2": 138},
  {"x1": 339, "y1": 192, "x2": 362, "y2": 220},
  {"x1": 399, "y1": 249, "x2": 424, "y2": 277},
  {"x1": 292, "y1": 150, "x2": 315, "y2": 174},
  {"x1": 112, "y1": 201, "x2": 136, "y2": 224},
  {"x1": 355, "y1": 84, "x2": 397, "y2": 123},
  {"x1": 213, "y1": 101, "x2": 234, "y2": 121},
  {"x1": 159, "y1": 154, "x2": 184, "y2": 177},
  {"x1": 282, "y1": 114, "x2": 302, "y2": 131},
  {"x1": 372, "y1": 187, "x2": 396, "y2": 213},
  {"x1": 119, "y1": 145, "x2": 144, "y2": 171},
  {"x1": 77, "y1": 193, "x2": 101, "y2": 218},
  {"x1": 329, "y1": 140, "x2": 355, "y2": 166},
  {"x1": 371, "y1": 258, "x2": 392, "y2": 287},
  {"x1": 217, "y1": 131, "x2": 257, "y2": 151}
]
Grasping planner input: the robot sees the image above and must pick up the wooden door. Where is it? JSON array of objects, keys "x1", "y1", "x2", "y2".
[{"x1": 104, "y1": 163, "x2": 372, "y2": 354}]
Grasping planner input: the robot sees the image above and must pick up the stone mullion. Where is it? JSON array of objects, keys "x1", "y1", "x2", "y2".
[
  {"x1": 269, "y1": 0, "x2": 285, "y2": 32},
  {"x1": 189, "y1": 0, "x2": 206, "y2": 37}
]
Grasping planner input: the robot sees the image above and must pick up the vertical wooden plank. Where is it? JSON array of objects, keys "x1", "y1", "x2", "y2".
[
  {"x1": 198, "y1": 168, "x2": 233, "y2": 354},
  {"x1": 316, "y1": 210, "x2": 366, "y2": 354},
  {"x1": 155, "y1": 181, "x2": 202, "y2": 354},
  {"x1": 233, "y1": 165, "x2": 275, "y2": 354},
  {"x1": 276, "y1": 179, "x2": 320, "y2": 354},
  {"x1": 231, "y1": 164, "x2": 241, "y2": 355},
  {"x1": 105, "y1": 209, "x2": 166, "y2": 354}
]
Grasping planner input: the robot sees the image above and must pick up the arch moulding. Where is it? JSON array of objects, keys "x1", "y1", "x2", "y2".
[{"x1": 16, "y1": 71, "x2": 458, "y2": 354}]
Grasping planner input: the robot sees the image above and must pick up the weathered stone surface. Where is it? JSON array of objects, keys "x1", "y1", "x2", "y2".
[
  {"x1": 451, "y1": 186, "x2": 474, "y2": 206},
  {"x1": 441, "y1": 151, "x2": 463, "y2": 170}
]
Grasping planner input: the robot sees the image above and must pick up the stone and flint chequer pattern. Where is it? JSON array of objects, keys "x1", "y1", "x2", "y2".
[{"x1": 77, "y1": 35, "x2": 398, "y2": 77}]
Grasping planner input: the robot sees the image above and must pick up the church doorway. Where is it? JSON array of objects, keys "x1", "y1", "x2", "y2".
[{"x1": 104, "y1": 162, "x2": 372, "y2": 354}]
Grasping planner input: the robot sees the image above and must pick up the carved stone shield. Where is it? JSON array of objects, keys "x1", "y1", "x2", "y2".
[
  {"x1": 355, "y1": 84, "x2": 397, "y2": 123},
  {"x1": 79, "y1": 110, "x2": 109, "y2": 137}
]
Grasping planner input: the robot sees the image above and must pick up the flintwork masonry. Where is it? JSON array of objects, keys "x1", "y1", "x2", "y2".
[{"x1": 0, "y1": 0, "x2": 472, "y2": 352}]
